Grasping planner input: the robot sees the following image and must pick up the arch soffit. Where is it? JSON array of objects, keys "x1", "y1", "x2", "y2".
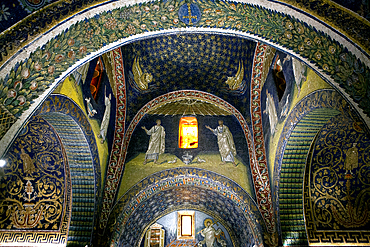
[
  {"x1": 273, "y1": 89, "x2": 356, "y2": 183},
  {"x1": 0, "y1": 0, "x2": 369, "y2": 157},
  {"x1": 0, "y1": 0, "x2": 368, "y2": 64},
  {"x1": 109, "y1": 167, "x2": 264, "y2": 246},
  {"x1": 35, "y1": 94, "x2": 101, "y2": 196}
]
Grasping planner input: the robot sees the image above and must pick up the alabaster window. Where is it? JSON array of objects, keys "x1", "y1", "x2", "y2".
[
  {"x1": 177, "y1": 211, "x2": 195, "y2": 240},
  {"x1": 179, "y1": 116, "x2": 198, "y2": 149}
]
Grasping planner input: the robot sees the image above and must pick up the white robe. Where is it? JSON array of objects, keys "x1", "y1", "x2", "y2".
[
  {"x1": 212, "y1": 125, "x2": 236, "y2": 162},
  {"x1": 199, "y1": 226, "x2": 226, "y2": 247},
  {"x1": 266, "y1": 92, "x2": 278, "y2": 136},
  {"x1": 144, "y1": 125, "x2": 165, "y2": 160},
  {"x1": 100, "y1": 95, "x2": 111, "y2": 141}
]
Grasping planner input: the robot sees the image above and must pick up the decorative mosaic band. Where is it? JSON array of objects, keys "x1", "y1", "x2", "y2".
[
  {"x1": 279, "y1": 108, "x2": 340, "y2": 246},
  {"x1": 98, "y1": 90, "x2": 255, "y2": 232},
  {"x1": 0, "y1": 0, "x2": 368, "y2": 66},
  {"x1": 272, "y1": 89, "x2": 351, "y2": 239},
  {"x1": 110, "y1": 167, "x2": 264, "y2": 247},
  {"x1": 98, "y1": 48, "x2": 127, "y2": 231},
  {"x1": 1, "y1": 0, "x2": 369, "y2": 157},
  {"x1": 250, "y1": 43, "x2": 276, "y2": 233}
]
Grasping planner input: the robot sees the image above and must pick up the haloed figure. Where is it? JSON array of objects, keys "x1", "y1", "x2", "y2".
[
  {"x1": 142, "y1": 119, "x2": 165, "y2": 165},
  {"x1": 206, "y1": 120, "x2": 237, "y2": 166},
  {"x1": 198, "y1": 219, "x2": 227, "y2": 247}
]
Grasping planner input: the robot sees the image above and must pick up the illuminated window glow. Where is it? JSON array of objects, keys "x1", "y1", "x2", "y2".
[
  {"x1": 179, "y1": 117, "x2": 198, "y2": 149},
  {"x1": 181, "y1": 215, "x2": 192, "y2": 236},
  {"x1": 177, "y1": 211, "x2": 195, "y2": 240}
]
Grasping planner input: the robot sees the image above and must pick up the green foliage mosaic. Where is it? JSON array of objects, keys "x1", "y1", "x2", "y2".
[{"x1": 0, "y1": 0, "x2": 369, "y2": 139}]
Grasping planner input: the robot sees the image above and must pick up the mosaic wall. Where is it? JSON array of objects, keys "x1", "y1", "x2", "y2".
[
  {"x1": 106, "y1": 167, "x2": 264, "y2": 247},
  {"x1": 0, "y1": 115, "x2": 71, "y2": 245},
  {"x1": 304, "y1": 114, "x2": 370, "y2": 245},
  {"x1": 147, "y1": 210, "x2": 233, "y2": 247},
  {"x1": 0, "y1": 0, "x2": 369, "y2": 145},
  {"x1": 118, "y1": 186, "x2": 257, "y2": 247},
  {"x1": 99, "y1": 90, "x2": 260, "y2": 234},
  {"x1": 122, "y1": 34, "x2": 255, "y2": 123}
]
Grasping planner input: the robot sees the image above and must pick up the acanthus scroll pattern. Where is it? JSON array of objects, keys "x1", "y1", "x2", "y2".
[
  {"x1": 0, "y1": 116, "x2": 65, "y2": 231},
  {"x1": 308, "y1": 115, "x2": 370, "y2": 231}
]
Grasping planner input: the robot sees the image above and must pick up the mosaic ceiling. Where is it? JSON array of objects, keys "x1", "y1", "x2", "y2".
[
  {"x1": 123, "y1": 33, "x2": 255, "y2": 121},
  {"x1": 0, "y1": 0, "x2": 369, "y2": 246}
]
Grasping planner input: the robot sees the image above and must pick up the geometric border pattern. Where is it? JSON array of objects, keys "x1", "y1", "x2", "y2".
[
  {"x1": 34, "y1": 94, "x2": 101, "y2": 241},
  {"x1": 41, "y1": 112, "x2": 96, "y2": 247},
  {"x1": 35, "y1": 94, "x2": 101, "y2": 200}
]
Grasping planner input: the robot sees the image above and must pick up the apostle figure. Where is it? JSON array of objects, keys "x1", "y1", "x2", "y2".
[
  {"x1": 344, "y1": 143, "x2": 359, "y2": 175},
  {"x1": 99, "y1": 87, "x2": 111, "y2": 144},
  {"x1": 142, "y1": 119, "x2": 165, "y2": 165},
  {"x1": 198, "y1": 219, "x2": 227, "y2": 247},
  {"x1": 206, "y1": 120, "x2": 237, "y2": 166},
  {"x1": 263, "y1": 89, "x2": 278, "y2": 136}
]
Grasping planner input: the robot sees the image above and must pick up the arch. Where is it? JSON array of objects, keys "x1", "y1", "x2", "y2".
[
  {"x1": 35, "y1": 94, "x2": 101, "y2": 246},
  {"x1": 272, "y1": 89, "x2": 356, "y2": 244},
  {"x1": 0, "y1": 0, "x2": 369, "y2": 158},
  {"x1": 278, "y1": 108, "x2": 340, "y2": 246},
  {"x1": 106, "y1": 167, "x2": 264, "y2": 247},
  {"x1": 303, "y1": 114, "x2": 370, "y2": 245},
  {"x1": 99, "y1": 90, "x2": 257, "y2": 229}
]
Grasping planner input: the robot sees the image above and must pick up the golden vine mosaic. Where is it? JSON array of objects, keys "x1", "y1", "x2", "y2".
[
  {"x1": 304, "y1": 114, "x2": 370, "y2": 245},
  {"x1": 0, "y1": 116, "x2": 67, "y2": 232}
]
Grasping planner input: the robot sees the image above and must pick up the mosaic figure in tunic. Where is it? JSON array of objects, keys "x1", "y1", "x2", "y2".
[
  {"x1": 99, "y1": 88, "x2": 111, "y2": 144},
  {"x1": 263, "y1": 89, "x2": 278, "y2": 136},
  {"x1": 206, "y1": 120, "x2": 237, "y2": 166},
  {"x1": 198, "y1": 219, "x2": 227, "y2": 247},
  {"x1": 142, "y1": 119, "x2": 165, "y2": 165}
]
